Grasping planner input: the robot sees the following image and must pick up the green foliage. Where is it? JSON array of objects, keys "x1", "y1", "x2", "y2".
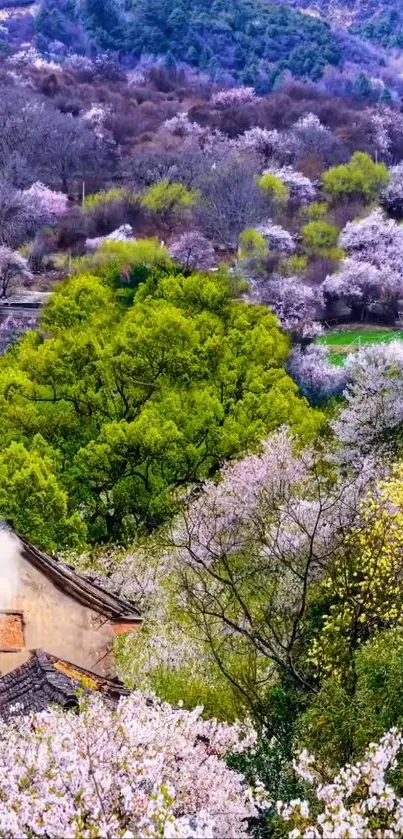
[
  {"x1": 257, "y1": 173, "x2": 289, "y2": 205},
  {"x1": 280, "y1": 255, "x2": 309, "y2": 276},
  {"x1": 125, "y1": 0, "x2": 341, "y2": 86},
  {"x1": 0, "y1": 437, "x2": 86, "y2": 552},
  {"x1": 298, "y1": 629, "x2": 403, "y2": 771},
  {"x1": 83, "y1": 188, "x2": 129, "y2": 210},
  {"x1": 352, "y1": 9, "x2": 403, "y2": 50},
  {"x1": 140, "y1": 180, "x2": 198, "y2": 219},
  {"x1": 300, "y1": 202, "x2": 329, "y2": 222},
  {"x1": 229, "y1": 680, "x2": 309, "y2": 838},
  {"x1": 74, "y1": 239, "x2": 173, "y2": 292},
  {"x1": 302, "y1": 220, "x2": 340, "y2": 256},
  {"x1": 238, "y1": 228, "x2": 268, "y2": 260},
  {"x1": 0, "y1": 262, "x2": 317, "y2": 546},
  {"x1": 352, "y1": 72, "x2": 373, "y2": 100},
  {"x1": 36, "y1": 0, "x2": 124, "y2": 50},
  {"x1": 323, "y1": 152, "x2": 389, "y2": 202}
]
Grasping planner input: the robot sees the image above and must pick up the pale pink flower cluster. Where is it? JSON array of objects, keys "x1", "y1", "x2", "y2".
[
  {"x1": 324, "y1": 209, "x2": 403, "y2": 320},
  {"x1": 162, "y1": 113, "x2": 230, "y2": 155},
  {"x1": 382, "y1": 161, "x2": 403, "y2": 216},
  {"x1": 6, "y1": 48, "x2": 59, "y2": 72},
  {"x1": 168, "y1": 231, "x2": 216, "y2": 271},
  {"x1": 86, "y1": 224, "x2": 135, "y2": 252},
  {"x1": 339, "y1": 209, "x2": 403, "y2": 266},
  {"x1": 278, "y1": 728, "x2": 403, "y2": 838},
  {"x1": 211, "y1": 87, "x2": 257, "y2": 108},
  {"x1": 332, "y1": 340, "x2": 403, "y2": 460},
  {"x1": 255, "y1": 221, "x2": 296, "y2": 254},
  {"x1": 289, "y1": 344, "x2": 347, "y2": 405},
  {"x1": 236, "y1": 127, "x2": 282, "y2": 158},
  {"x1": 0, "y1": 691, "x2": 262, "y2": 838},
  {"x1": 262, "y1": 276, "x2": 324, "y2": 339},
  {"x1": 163, "y1": 113, "x2": 205, "y2": 138},
  {"x1": 23, "y1": 182, "x2": 69, "y2": 218},
  {"x1": 262, "y1": 166, "x2": 317, "y2": 205}
]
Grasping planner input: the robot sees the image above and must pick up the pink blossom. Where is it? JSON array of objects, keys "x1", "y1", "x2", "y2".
[
  {"x1": 211, "y1": 87, "x2": 257, "y2": 108},
  {"x1": 278, "y1": 728, "x2": 403, "y2": 838},
  {"x1": 168, "y1": 231, "x2": 216, "y2": 271},
  {"x1": 255, "y1": 222, "x2": 296, "y2": 254},
  {"x1": 23, "y1": 182, "x2": 69, "y2": 218},
  {"x1": 0, "y1": 691, "x2": 261, "y2": 837},
  {"x1": 262, "y1": 166, "x2": 316, "y2": 205}
]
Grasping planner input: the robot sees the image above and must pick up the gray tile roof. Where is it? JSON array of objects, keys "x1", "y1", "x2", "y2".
[{"x1": 0, "y1": 650, "x2": 130, "y2": 720}]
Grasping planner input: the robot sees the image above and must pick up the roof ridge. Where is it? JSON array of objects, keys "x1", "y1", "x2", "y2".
[{"x1": 12, "y1": 531, "x2": 141, "y2": 622}]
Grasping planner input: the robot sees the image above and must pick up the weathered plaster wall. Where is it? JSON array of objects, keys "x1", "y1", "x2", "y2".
[{"x1": 0, "y1": 554, "x2": 116, "y2": 677}]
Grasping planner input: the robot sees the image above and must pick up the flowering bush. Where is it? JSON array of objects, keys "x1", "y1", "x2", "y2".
[
  {"x1": 168, "y1": 231, "x2": 216, "y2": 271},
  {"x1": 0, "y1": 247, "x2": 33, "y2": 298},
  {"x1": 255, "y1": 222, "x2": 296, "y2": 254},
  {"x1": 289, "y1": 344, "x2": 347, "y2": 405},
  {"x1": 0, "y1": 692, "x2": 264, "y2": 838},
  {"x1": 277, "y1": 728, "x2": 403, "y2": 838},
  {"x1": 382, "y1": 161, "x2": 403, "y2": 218},
  {"x1": 0, "y1": 315, "x2": 36, "y2": 354},
  {"x1": 332, "y1": 341, "x2": 403, "y2": 460},
  {"x1": 263, "y1": 277, "x2": 324, "y2": 340},
  {"x1": 22, "y1": 182, "x2": 69, "y2": 219},
  {"x1": 262, "y1": 166, "x2": 316, "y2": 205},
  {"x1": 211, "y1": 87, "x2": 256, "y2": 108}
]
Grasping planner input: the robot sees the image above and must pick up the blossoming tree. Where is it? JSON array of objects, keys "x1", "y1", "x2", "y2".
[{"x1": 0, "y1": 692, "x2": 264, "y2": 838}]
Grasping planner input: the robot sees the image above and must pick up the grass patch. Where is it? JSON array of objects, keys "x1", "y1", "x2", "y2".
[{"x1": 317, "y1": 328, "x2": 403, "y2": 364}]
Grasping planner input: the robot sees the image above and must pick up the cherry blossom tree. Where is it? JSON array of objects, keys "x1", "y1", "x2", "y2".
[
  {"x1": 211, "y1": 87, "x2": 257, "y2": 108},
  {"x1": 0, "y1": 691, "x2": 265, "y2": 837},
  {"x1": 330, "y1": 210, "x2": 403, "y2": 322},
  {"x1": 0, "y1": 315, "x2": 36, "y2": 354},
  {"x1": 322, "y1": 257, "x2": 401, "y2": 323},
  {"x1": 262, "y1": 277, "x2": 324, "y2": 341},
  {"x1": 277, "y1": 728, "x2": 403, "y2": 838},
  {"x1": 236, "y1": 127, "x2": 284, "y2": 161},
  {"x1": 339, "y1": 209, "x2": 403, "y2": 265},
  {"x1": 0, "y1": 247, "x2": 33, "y2": 298},
  {"x1": 168, "y1": 430, "x2": 375, "y2": 705},
  {"x1": 261, "y1": 166, "x2": 316, "y2": 206},
  {"x1": 168, "y1": 231, "x2": 216, "y2": 271},
  {"x1": 288, "y1": 344, "x2": 348, "y2": 405},
  {"x1": 22, "y1": 182, "x2": 70, "y2": 218},
  {"x1": 381, "y1": 161, "x2": 403, "y2": 219},
  {"x1": 163, "y1": 113, "x2": 206, "y2": 139},
  {"x1": 255, "y1": 222, "x2": 296, "y2": 254},
  {"x1": 332, "y1": 341, "x2": 403, "y2": 462}
]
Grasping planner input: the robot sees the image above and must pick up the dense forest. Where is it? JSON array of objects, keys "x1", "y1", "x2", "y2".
[{"x1": 2, "y1": 1, "x2": 403, "y2": 836}]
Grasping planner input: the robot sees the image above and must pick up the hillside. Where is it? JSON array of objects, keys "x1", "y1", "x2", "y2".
[
  {"x1": 0, "y1": 0, "x2": 397, "y2": 93},
  {"x1": 2, "y1": 0, "x2": 403, "y2": 835}
]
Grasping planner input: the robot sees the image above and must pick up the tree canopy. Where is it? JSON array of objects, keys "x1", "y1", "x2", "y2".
[{"x1": 0, "y1": 265, "x2": 319, "y2": 547}]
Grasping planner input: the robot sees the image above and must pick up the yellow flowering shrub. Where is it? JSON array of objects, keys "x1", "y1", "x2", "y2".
[{"x1": 309, "y1": 465, "x2": 403, "y2": 678}]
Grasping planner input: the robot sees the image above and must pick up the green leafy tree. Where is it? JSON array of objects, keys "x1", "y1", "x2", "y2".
[
  {"x1": 0, "y1": 267, "x2": 317, "y2": 544},
  {"x1": 323, "y1": 152, "x2": 389, "y2": 202},
  {"x1": 0, "y1": 437, "x2": 86, "y2": 552},
  {"x1": 74, "y1": 239, "x2": 173, "y2": 294},
  {"x1": 302, "y1": 220, "x2": 340, "y2": 257},
  {"x1": 352, "y1": 72, "x2": 373, "y2": 100},
  {"x1": 257, "y1": 172, "x2": 289, "y2": 207},
  {"x1": 298, "y1": 629, "x2": 403, "y2": 771},
  {"x1": 140, "y1": 181, "x2": 198, "y2": 225}
]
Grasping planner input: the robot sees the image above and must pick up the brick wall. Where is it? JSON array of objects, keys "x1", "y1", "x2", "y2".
[{"x1": 0, "y1": 613, "x2": 24, "y2": 651}]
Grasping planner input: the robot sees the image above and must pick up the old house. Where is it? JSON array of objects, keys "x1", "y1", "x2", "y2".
[{"x1": 0, "y1": 527, "x2": 142, "y2": 718}]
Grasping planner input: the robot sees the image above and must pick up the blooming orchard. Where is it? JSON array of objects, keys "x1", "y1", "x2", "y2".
[{"x1": 0, "y1": 692, "x2": 264, "y2": 838}]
